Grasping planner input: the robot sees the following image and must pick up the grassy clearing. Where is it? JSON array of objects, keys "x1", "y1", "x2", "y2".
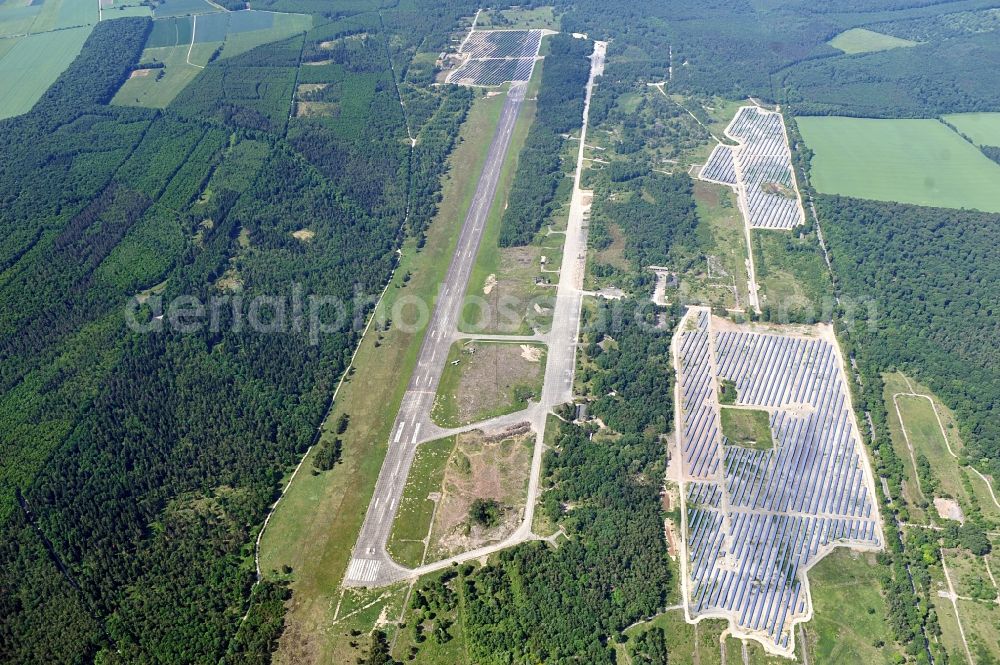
[
  {"x1": 260, "y1": 91, "x2": 507, "y2": 664},
  {"x1": 0, "y1": 26, "x2": 90, "y2": 119},
  {"x1": 803, "y1": 549, "x2": 902, "y2": 663},
  {"x1": 720, "y1": 407, "x2": 773, "y2": 450},
  {"x1": 386, "y1": 437, "x2": 455, "y2": 568},
  {"x1": 426, "y1": 430, "x2": 532, "y2": 562},
  {"x1": 828, "y1": 28, "x2": 917, "y2": 54},
  {"x1": 883, "y1": 372, "x2": 1000, "y2": 524},
  {"x1": 945, "y1": 548, "x2": 998, "y2": 601},
  {"x1": 883, "y1": 372, "x2": 929, "y2": 521},
  {"x1": 431, "y1": 340, "x2": 545, "y2": 428},
  {"x1": 943, "y1": 112, "x2": 1000, "y2": 147},
  {"x1": 674, "y1": 180, "x2": 748, "y2": 310},
  {"x1": 112, "y1": 44, "x2": 204, "y2": 108},
  {"x1": 754, "y1": 228, "x2": 832, "y2": 321},
  {"x1": 932, "y1": 594, "x2": 968, "y2": 664},
  {"x1": 624, "y1": 611, "x2": 723, "y2": 665},
  {"x1": 798, "y1": 116, "x2": 1000, "y2": 213},
  {"x1": 957, "y1": 598, "x2": 1000, "y2": 662},
  {"x1": 477, "y1": 5, "x2": 559, "y2": 30}
]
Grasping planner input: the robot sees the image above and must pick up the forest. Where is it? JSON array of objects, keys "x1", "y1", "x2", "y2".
[
  {"x1": 777, "y1": 31, "x2": 1000, "y2": 117},
  {"x1": 818, "y1": 195, "x2": 1000, "y2": 476},
  {"x1": 0, "y1": 1, "x2": 475, "y2": 662},
  {"x1": 402, "y1": 300, "x2": 677, "y2": 664},
  {"x1": 552, "y1": 0, "x2": 1000, "y2": 117},
  {"x1": 498, "y1": 33, "x2": 591, "y2": 247}
]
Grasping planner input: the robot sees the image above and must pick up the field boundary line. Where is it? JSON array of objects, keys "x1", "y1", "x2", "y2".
[
  {"x1": 891, "y1": 392, "x2": 927, "y2": 502},
  {"x1": 941, "y1": 550, "x2": 975, "y2": 665},
  {"x1": 187, "y1": 15, "x2": 205, "y2": 69}
]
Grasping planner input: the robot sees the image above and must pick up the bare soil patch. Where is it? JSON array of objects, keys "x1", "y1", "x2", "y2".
[
  {"x1": 292, "y1": 228, "x2": 315, "y2": 241},
  {"x1": 468, "y1": 245, "x2": 555, "y2": 334},
  {"x1": 935, "y1": 497, "x2": 965, "y2": 523},
  {"x1": 483, "y1": 273, "x2": 497, "y2": 295},
  {"x1": 129, "y1": 68, "x2": 154, "y2": 78},
  {"x1": 433, "y1": 340, "x2": 545, "y2": 427},
  {"x1": 426, "y1": 429, "x2": 533, "y2": 561}
]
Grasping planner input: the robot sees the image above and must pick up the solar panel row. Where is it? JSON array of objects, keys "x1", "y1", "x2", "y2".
[
  {"x1": 676, "y1": 309, "x2": 881, "y2": 654},
  {"x1": 698, "y1": 106, "x2": 805, "y2": 230}
]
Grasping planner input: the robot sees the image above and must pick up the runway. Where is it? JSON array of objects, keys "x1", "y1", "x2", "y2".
[
  {"x1": 345, "y1": 81, "x2": 531, "y2": 585},
  {"x1": 344, "y1": 40, "x2": 607, "y2": 587}
]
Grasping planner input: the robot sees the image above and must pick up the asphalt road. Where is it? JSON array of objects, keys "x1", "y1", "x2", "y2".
[{"x1": 345, "y1": 82, "x2": 530, "y2": 586}]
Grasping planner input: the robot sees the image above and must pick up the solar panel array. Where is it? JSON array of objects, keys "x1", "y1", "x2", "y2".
[
  {"x1": 699, "y1": 144, "x2": 737, "y2": 185},
  {"x1": 449, "y1": 58, "x2": 536, "y2": 86},
  {"x1": 446, "y1": 30, "x2": 543, "y2": 86},
  {"x1": 698, "y1": 106, "x2": 805, "y2": 230},
  {"x1": 676, "y1": 310, "x2": 881, "y2": 654},
  {"x1": 462, "y1": 30, "x2": 542, "y2": 58}
]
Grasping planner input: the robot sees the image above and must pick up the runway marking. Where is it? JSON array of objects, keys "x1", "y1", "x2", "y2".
[
  {"x1": 346, "y1": 558, "x2": 382, "y2": 583},
  {"x1": 394, "y1": 423, "x2": 405, "y2": 443},
  {"x1": 411, "y1": 422, "x2": 422, "y2": 444}
]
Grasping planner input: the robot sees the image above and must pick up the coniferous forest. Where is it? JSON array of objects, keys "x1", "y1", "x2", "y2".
[
  {"x1": 4, "y1": 0, "x2": 1000, "y2": 663},
  {"x1": 0, "y1": 3, "x2": 473, "y2": 661}
]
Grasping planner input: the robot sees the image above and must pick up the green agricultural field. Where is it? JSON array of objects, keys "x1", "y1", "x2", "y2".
[
  {"x1": 798, "y1": 116, "x2": 1000, "y2": 213},
  {"x1": 103, "y1": 4, "x2": 153, "y2": 18},
  {"x1": 0, "y1": 26, "x2": 90, "y2": 119},
  {"x1": 219, "y1": 11, "x2": 311, "y2": 58},
  {"x1": 828, "y1": 28, "x2": 917, "y2": 54},
  {"x1": 53, "y1": 0, "x2": 98, "y2": 29},
  {"x1": 386, "y1": 437, "x2": 455, "y2": 568},
  {"x1": 943, "y1": 112, "x2": 1000, "y2": 147},
  {"x1": 0, "y1": 36, "x2": 19, "y2": 61},
  {"x1": 720, "y1": 407, "x2": 773, "y2": 450},
  {"x1": 803, "y1": 550, "x2": 903, "y2": 664},
  {"x1": 113, "y1": 11, "x2": 310, "y2": 108},
  {"x1": 152, "y1": 0, "x2": 218, "y2": 18}
]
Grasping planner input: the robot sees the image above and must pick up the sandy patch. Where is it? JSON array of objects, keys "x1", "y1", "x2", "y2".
[
  {"x1": 483, "y1": 273, "x2": 497, "y2": 295},
  {"x1": 292, "y1": 228, "x2": 315, "y2": 241},
  {"x1": 934, "y1": 497, "x2": 965, "y2": 523},
  {"x1": 519, "y1": 344, "x2": 542, "y2": 362},
  {"x1": 427, "y1": 430, "x2": 533, "y2": 560}
]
